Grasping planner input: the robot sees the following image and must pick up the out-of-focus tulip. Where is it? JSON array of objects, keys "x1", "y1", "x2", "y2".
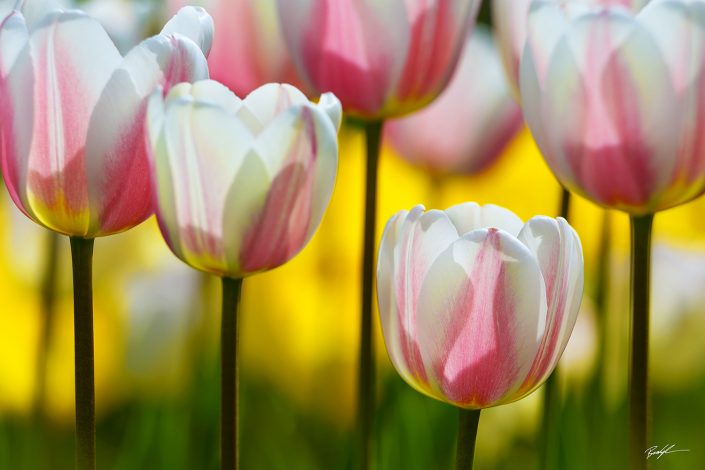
[
  {"x1": 377, "y1": 203, "x2": 584, "y2": 408},
  {"x1": 492, "y1": 0, "x2": 648, "y2": 99},
  {"x1": 520, "y1": 0, "x2": 705, "y2": 215},
  {"x1": 146, "y1": 80, "x2": 342, "y2": 278},
  {"x1": 276, "y1": 0, "x2": 481, "y2": 119},
  {"x1": 169, "y1": 0, "x2": 308, "y2": 96},
  {"x1": 385, "y1": 26, "x2": 522, "y2": 175},
  {"x1": 0, "y1": 6, "x2": 213, "y2": 237}
]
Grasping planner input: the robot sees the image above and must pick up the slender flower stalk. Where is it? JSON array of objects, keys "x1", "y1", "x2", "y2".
[
  {"x1": 456, "y1": 409, "x2": 481, "y2": 470},
  {"x1": 540, "y1": 185, "x2": 572, "y2": 468},
  {"x1": 69, "y1": 237, "x2": 96, "y2": 470},
  {"x1": 35, "y1": 231, "x2": 60, "y2": 417},
  {"x1": 629, "y1": 214, "x2": 653, "y2": 470},
  {"x1": 221, "y1": 277, "x2": 243, "y2": 470},
  {"x1": 358, "y1": 120, "x2": 383, "y2": 469}
]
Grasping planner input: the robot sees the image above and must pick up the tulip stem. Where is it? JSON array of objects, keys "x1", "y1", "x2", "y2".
[
  {"x1": 456, "y1": 408, "x2": 481, "y2": 470},
  {"x1": 221, "y1": 276, "x2": 243, "y2": 470},
  {"x1": 629, "y1": 214, "x2": 653, "y2": 470},
  {"x1": 69, "y1": 236, "x2": 95, "y2": 470},
  {"x1": 358, "y1": 119, "x2": 383, "y2": 470},
  {"x1": 36, "y1": 231, "x2": 60, "y2": 418},
  {"x1": 538, "y1": 185, "x2": 573, "y2": 468}
]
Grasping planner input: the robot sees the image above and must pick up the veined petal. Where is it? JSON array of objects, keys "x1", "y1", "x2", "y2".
[
  {"x1": 161, "y1": 5, "x2": 214, "y2": 56},
  {"x1": 23, "y1": 10, "x2": 121, "y2": 236},
  {"x1": 417, "y1": 228, "x2": 546, "y2": 408},
  {"x1": 377, "y1": 206, "x2": 459, "y2": 396},
  {"x1": 277, "y1": 0, "x2": 409, "y2": 116},
  {"x1": 517, "y1": 216, "x2": 584, "y2": 394},
  {"x1": 84, "y1": 30, "x2": 209, "y2": 236},
  {"x1": 238, "y1": 102, "x2": 338, "y2": 273},
  {"x1": 444, "y1": 202, "x2": 524, "y2": 237},
  {"x1": 154, "y1": 98, "x2": 254, "y2": 276}
]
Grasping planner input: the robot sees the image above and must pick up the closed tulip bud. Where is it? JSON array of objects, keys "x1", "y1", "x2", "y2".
[
  {"x1": 520, "y1": 0, "x2": 705, "y2": 214},
  {"x1": 0, "y1": 6, "x2": 213, "y2": 237},
  {"x1": 385, "y1": 26, "x2": 523, "y2": 175},
  {"x1": 377, "y1": 203, "x2": 583, "y2": 408},
  {"x1": 146, "y1": 80, "x2": 341, "y2": 278},
  {"x1": 276, "y1": 0, "x2": 481, "y2": 119}
]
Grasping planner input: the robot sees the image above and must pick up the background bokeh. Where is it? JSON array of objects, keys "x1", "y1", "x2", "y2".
[{"x1": 1, "y1": 1, "x2": 705, "y2": 469}]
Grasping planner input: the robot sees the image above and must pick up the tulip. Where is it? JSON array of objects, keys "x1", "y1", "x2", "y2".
[
  {"x1": 0, "y1": 6, "x2": 212, "y2": 469},
  {"x1": 0, "y1": 6, "x2": 213, "y2": 238},
  {"x1": 385, "y1": 26, "x2": 523, "y2": 175},
  {"x1": 520, "y1": 2, "x2": 705, "y2": 467},
  {"x1": 146, "y1": 79, "x2": 340, "y2": 469},
  {"x1": 492, "y1": 0, "x2": 648, "y2": 99},
  {"x1": 277, "y1": 0, "x2": 481, "y2": 119},
  {"x1": 377, "y1": 203, "x2": 583, "y2": 468},
  {"x1": 146, "y1": 80, "x2": 341, "y2": 278}
]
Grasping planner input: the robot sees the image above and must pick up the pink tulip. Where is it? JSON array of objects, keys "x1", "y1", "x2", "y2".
[
  {"x1": 520, "y1": 0, "x2": 705, "y2": 214},
  {"x1": 276, "y1": 0, "x2": 481, "y2": 119},
  {"x1": 0, "y1": 6, "x2": 213, "y2": 237},
  {"x1": 385, "y1": 26, "x2": 523, "y2": 175},
  {"x1": 168, "y1": 0, "x2": 308, "y2": 96},
  {"x1": 492, "y1": 0, "x2": 648, "y2": 98},
  {"x1": 377, "y1": 203, "x2": 583, "y2": 408},
  {"x1": 146, "y1": 80, "x2": 341, "y2": 278}
]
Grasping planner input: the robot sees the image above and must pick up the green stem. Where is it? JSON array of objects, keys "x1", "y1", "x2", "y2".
[
  {"x1": 456, "y1": 409, "x2": 481, "y2": 470},
  {"x1": 35, "y1": 231, "x2": 60, "y2": 418},
  {"x1": 629, "y1": 214, "x2": 653, "y2": 470},
  {"x1": 69, "y1": 236, "x2": 95, "y2": 470},
  {"x1": 358, "y1": 120, "x2": 383, "y2": 470},
  {"x1": 221, "y1": 277, "x2": 243, "y2": 470},
  {"x1": 539, "y1": 186, "x2": 572, "y2": 469}
]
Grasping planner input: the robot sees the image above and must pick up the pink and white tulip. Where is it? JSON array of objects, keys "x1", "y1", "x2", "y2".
[
  {"x1": 146, "y1": 80, "x2": 342, "y2": 278},
  {"x1": 0, "y1": 6, "x2": 213, "y2": 237},
  {"x1": 377, "y1": 203, "x2": 583, "y2": 408},
  {"x1": 276, "y1": 0, "x2": 481, "y2": 119},
  {"x1": 520, "y1": 0, "x2": 705, "y2": 214},
  {"x1": 492, "y1": 0, "x2": 648, "y2": 98},
  {"x1": 385, "y1": 26, "x2": 523, "y2": 175}
]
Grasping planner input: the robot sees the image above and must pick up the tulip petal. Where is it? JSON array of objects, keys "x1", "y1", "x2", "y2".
[
  {"x1": 417, "y1": 228, "x2": 546, "y2": 408},
  {"x1": 238, "y1": 102, "x2": 338, "y2": 272},
  {"x1": 517, "y1": 216, "x2": 584, "y2": 393},
  {"x1": 161, "y1": 6, "x2": 214, "y2": 56},
  {"x1": 318, "y1": 92, "x2": 342, "y2": 132},
  {"x1": 444, "y1": 202, "x2": 524, "y2": 237},
  {"x1": 377, "y1": 206, "x2": 460, "y2": 397},
  {"x1": 154, "y1": 98, "x2": 255, "y2": 275},
  {"x1": 241, "y1": 83, "x2": 310, "y2": 131},
  {"x1": 21, "y1": 10, "x2": 121, "y2": 235}
]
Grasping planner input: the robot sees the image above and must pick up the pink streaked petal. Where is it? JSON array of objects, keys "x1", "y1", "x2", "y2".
[
  {"x1": 157, "y1": 99, "x2": 253, "y2": 275},
  {"x1": 85, "y1": 34, "x2": 209, "y2": 236},
  {"x1": 417, "y1": 228, "x2": 546, "y2": 408},
  {"x1": 278, "y1": 0, "x2": 408, "y2": 116},
  {"x1": 517, "y1": 217, "x2": 584, "y2": 393},
  {"x1": 239, "y1": 104, "x2": 336, "y2": 273},
  {"x1": 444, "y1": 202, "x2": 524, "y2": 238},
  {"x1": 25, "y1": 11, "x2": 121, "y2": 235},
  {"x1": 393, "y1": 0, "x2": 478, "y2": 107},
  {"x1": 241, "y1": 83, "x2": 310, "y2": 131}
]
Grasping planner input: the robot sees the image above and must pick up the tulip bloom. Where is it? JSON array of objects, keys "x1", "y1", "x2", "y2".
[
  {"x1": 385, "y1": 26, "x2": 523, "y2": 175},
  {"x1": 277, "y1": 0, "x2": 481, "y2": 119},
  {"x1": 520, "y1": 0, "x2": 705, "y2": 215},
  {"x1": 492, "y1": 0, "x2": 648, "y2": 98},
  {"x1": 146, "y1": 80, "x2": 342, "y2": 278},
  {"x1": 0, "y1": 6, "x2": 213, "y2": 237},
  {"x1": 377, "y1": 203, "x2": 583, "y2": 408}
]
